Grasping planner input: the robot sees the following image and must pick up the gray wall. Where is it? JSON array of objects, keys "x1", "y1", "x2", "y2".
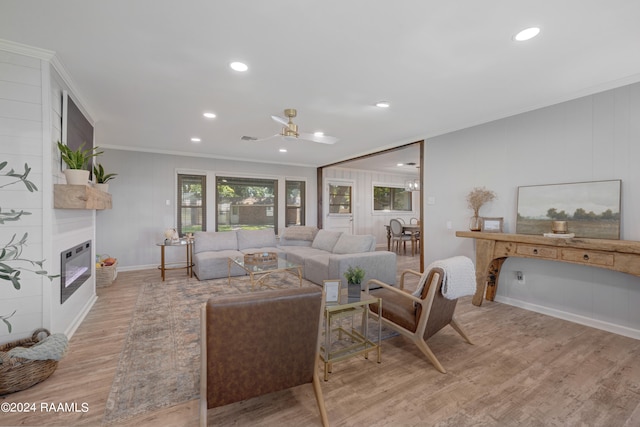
[
  {"x1": 423, "y1": 81, "x2": 640, "y2": 338},
  {"x1": 94, "y1": 150, "x2": 317, "y2": 269}
]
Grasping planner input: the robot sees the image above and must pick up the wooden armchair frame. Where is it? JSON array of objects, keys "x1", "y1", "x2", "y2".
[{"x1": 366, "y1": 268, "x2": 473, "y2": 373}]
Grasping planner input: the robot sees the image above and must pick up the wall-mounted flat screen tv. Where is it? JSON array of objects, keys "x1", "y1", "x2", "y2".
[{"x1": 61, "y1": 90, "x2": 95, "y2": 176}]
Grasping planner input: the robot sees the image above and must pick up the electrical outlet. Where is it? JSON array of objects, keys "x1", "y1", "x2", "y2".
[{"x1": 516, "y1": 271, "x2": 525, "y2": 284}]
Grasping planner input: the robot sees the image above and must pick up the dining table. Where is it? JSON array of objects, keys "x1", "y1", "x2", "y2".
[{"x1": 384, "y1": 223, "x2": 421, "y2": 256}]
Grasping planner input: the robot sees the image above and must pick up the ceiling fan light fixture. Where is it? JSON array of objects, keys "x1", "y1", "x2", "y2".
[
  {"x1": 514, "y1": 27, "x2": 540, "y2": 41},
  {"x1": 229, "y1": 61, "x2": 248, "y2": 72}
]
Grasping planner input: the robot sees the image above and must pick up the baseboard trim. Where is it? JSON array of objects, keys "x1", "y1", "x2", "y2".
[
  {"x1": 64, "y1": 294, "x2": 98, "y2": 339},
  {"x1": 494, "y1": 295, "x2": 640, "y2": 341}
]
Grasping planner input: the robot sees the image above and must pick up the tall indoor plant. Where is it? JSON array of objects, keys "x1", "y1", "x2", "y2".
[{"x1": 57, "y1": 141, "x2": 103, "y2": 185}]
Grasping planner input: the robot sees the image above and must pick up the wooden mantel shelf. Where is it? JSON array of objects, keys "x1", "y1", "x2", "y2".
[
  {"x1": 456, "y1": 231, "x2": 640, "y2": 306},
  {"x1": 54, "y1": 184, "x2": 112, "y2": 210}
]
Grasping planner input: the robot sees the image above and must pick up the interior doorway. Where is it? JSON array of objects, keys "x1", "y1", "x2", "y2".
[{"x1": 317, "y1": 140, "x2": 424, "y2": 271}]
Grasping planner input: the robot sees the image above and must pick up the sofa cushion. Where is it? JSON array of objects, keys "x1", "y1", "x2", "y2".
[
  {"x1": 280, "y1": 226, "x2": 318, "y2": 242},
  {"x1": 193, "y1": 249, "x2": 245, "y2": 279},
  {"x1": 237, "y1": 229, "x2": 277, "y2": 251},
  {"x1": 332, "y1": 234, "x2": 375, "y2": 254},
  {"x1": 285, "y1": 247, "x2": 329, "y2": 266},
  {"x1": 194, "y1": 231, "x2": 238, "y2": 253},
  {"x1": 311, "y1": 230, "x2": 342, "y2": 252}
]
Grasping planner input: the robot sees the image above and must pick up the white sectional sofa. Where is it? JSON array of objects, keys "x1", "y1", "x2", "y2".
[{"x1": 192, "y1": 226, "x2": 397, "y2": 289}]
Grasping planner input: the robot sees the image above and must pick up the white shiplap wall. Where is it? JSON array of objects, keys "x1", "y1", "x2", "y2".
[
  {"x1": 0, "y1": 41, "x2": 97, "y2": 345},
  {"x1": 323, "y1": 166, "x2": 420, "y2": 247},
  {"x1": 0, "y1": 48, "x2": 47, "y2": 343}
]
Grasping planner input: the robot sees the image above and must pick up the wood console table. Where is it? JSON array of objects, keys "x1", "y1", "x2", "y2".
[{"x1": 456, "y1": 231, "x2": 640, "y2": 306}]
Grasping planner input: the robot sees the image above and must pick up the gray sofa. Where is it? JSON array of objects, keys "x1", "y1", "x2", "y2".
[{"x1": 192, "y1": 226, "x2": 396, "y2": 289}]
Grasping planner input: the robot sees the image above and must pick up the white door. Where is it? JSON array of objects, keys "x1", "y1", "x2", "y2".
[{"x1": 325, "y1": 180, "x2": 354, "y2": 234}]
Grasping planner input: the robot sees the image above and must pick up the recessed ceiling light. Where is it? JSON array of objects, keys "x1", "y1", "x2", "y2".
[
  {"x1": 191, "y1": 137, "x2": 201, "y2": 143},
  {"x1": 279, "y1": 148, "x2": 287, "y2": 153},
  {"x1": 230, "y1": 61, "x2": 248, "y2": 72},
  {"x1": 376, "y1": 101, "x2": 390, "y2": 108},
  {"x1": 514, "y1": 27, "x2": 540, "y2": 41},
  {"x1": 203, "y1": 112, "x2": 216, "y2": 119},
  {"x1": 313, "y1": 131, "x2": 324, "y2": 137},
  {"x1": 397, "y1": 163, "x2": 404, "y2": 166}
]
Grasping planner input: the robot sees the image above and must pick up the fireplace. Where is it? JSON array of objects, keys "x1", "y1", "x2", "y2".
[{"x1": 60, "y1": 240, "x2": 92, "y2": 304}]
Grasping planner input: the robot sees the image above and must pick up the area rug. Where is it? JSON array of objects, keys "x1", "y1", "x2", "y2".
[{"x1": 102, "y1": 274, "x2": 397, "y2": 424}]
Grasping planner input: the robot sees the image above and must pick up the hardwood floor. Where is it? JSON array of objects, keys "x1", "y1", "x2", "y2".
[{"x1": 2, "y1": 253, "x2": 640, "y2": 426}]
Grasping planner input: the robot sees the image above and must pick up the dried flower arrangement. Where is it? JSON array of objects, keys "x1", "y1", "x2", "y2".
[{"x1": 466, "y1": 187, "x2": 496, "y2": 217}]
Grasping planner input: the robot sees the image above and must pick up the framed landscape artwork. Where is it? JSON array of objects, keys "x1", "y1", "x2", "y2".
[{"x1": 516, "y1": 180, "x2": 621, "y2": 239}]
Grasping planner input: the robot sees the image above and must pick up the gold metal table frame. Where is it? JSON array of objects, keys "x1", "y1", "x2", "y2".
[
  {"x1": 157, "y1": 240, "x2": 193, "y2": 281},
  {"x1": 228, "y1": 256, "x2": 303, "y2": 290},
  {"x1": 320, "y1": 293, "x2": 382, "y2": 381}
]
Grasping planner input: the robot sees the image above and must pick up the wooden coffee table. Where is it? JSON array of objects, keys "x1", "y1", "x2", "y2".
[{"x1": 228, "y1": 256, "x2": 303, "y2": 290}]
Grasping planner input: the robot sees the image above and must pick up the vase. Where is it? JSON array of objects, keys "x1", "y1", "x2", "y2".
[
  {"x1": 469, "y1": 215, "x2": 482, "y2": 232},
  {"x1": 347, "y1": 281, "x2": 361, "y2": 302},
  {"x1": 95, "y1": 183, "x2": 109, "y2": 193},
  {"x1": 63, "y1": 169, "x2": 90, "y2": 185}
]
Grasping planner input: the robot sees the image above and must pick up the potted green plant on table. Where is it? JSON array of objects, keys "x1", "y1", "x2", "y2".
[
  {"x1": 344, "y1": 265, "x2": 365, "y2": 302},
  {"x1": 92, "y1": 163, "x2": 117, "y2": 193},
  {"x1": 57, "y1": 141, "x2": 103, "y2": 185}
]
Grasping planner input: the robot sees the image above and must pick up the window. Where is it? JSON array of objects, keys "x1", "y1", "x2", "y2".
[
  {"x1": 177, "y1": 174, "x2": 206, "y2": 236},
  {"x1": 285, "y1": 180, "x2": 305, "y2": 226},
  {"x1": 216, "y1": 176, "x2": 278, "y2": 233},
  {"x1": 329, "y1": 184, "x2": 352, "y2": 214},
  {"x1": 373, "y1": 185, "x2": 412, "y2": 211}
]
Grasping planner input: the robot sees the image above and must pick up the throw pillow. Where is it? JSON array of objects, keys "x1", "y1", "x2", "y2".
[
  {"x1": 332, "y1": 234, "x2": 375, "y2": 254},
  {"x1": 311, "y1": 230, "x2": 343, "y2": 252}
]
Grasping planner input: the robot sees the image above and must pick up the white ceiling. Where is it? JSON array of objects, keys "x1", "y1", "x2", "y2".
[{"x1": 2, "y1": 1, "x2": 640, "y2": 169}]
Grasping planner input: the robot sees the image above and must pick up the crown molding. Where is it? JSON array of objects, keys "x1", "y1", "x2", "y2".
[
  {"x1": 0, "y1": 38, "x2": 55, "y2": 60},
  {"x1": 0, "y1": 38, "x2": 95, "y2": 122}
]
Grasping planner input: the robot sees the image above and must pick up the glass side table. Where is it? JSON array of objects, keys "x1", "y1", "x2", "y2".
[
  {"x1": 156, "y1": 239, "x2": 193, "y2": 281},
  {"x1": 319, "y1": 290, "x2": 381, "y2": 381}
]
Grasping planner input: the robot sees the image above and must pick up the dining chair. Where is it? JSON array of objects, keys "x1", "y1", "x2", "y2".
[{"x1": 389, "y1": 219, "x2": 412, "y2": 255}]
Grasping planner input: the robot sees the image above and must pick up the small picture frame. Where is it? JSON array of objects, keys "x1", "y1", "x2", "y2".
[
  {"x1": 323, "y1": 280, "x2": 341, "y2": 304},
  {"x1": 481, "y1": 217, "x2": 504, "y2": 233}
]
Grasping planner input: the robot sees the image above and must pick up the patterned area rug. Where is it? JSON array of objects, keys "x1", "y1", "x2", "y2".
[{"x1": 102, "y1": 274, "x2": 397, "y2": 424}]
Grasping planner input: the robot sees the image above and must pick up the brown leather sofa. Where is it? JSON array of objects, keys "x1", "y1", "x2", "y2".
[{"x1": 200, "y1": 286, "x2": 328, "y2": 426}]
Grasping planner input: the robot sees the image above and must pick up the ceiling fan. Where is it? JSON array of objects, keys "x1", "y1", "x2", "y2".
[{"x1": 241, "y1": 108, "x2": 338, "y2": 144}]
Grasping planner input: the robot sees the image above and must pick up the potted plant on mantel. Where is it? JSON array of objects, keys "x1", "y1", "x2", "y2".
[
  {"x1": 92, "y1": 163, "x2": 117, "y2": 193},
  {"x1": 57, "y1": 141, "x2": 103, "y2": 185}
]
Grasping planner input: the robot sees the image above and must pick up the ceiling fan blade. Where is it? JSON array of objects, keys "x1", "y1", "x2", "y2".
[
  {"x1": 243, "y1": 134, "x2": 281, "y2": 142},
  {"x1": 298, "y1": 132, "x2": 339, "y2": 144},
  {"x1": 271, "y1": 115, "x2": 289, "y2": 126}
]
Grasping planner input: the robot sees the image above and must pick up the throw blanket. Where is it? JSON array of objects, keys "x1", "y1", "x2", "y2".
[
  {"x1": 7, "y1": 333, "x2": 68, "y2": 361},
  {"x1": 413, "y1": 256, "x2": 476, "y2": 300}
]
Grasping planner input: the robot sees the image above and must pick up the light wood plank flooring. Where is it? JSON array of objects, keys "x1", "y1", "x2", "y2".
[{"x1": 2, "y1": 253, "x2": 640, "y2": 426}]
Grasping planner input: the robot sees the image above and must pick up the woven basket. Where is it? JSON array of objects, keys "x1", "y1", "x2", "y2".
[
  {"x1": 96, "y1": 259, "x2": 118, "y2": 287},
  {"x1": 0, "y1": 328, "x2": 59, "y2": 395}
]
